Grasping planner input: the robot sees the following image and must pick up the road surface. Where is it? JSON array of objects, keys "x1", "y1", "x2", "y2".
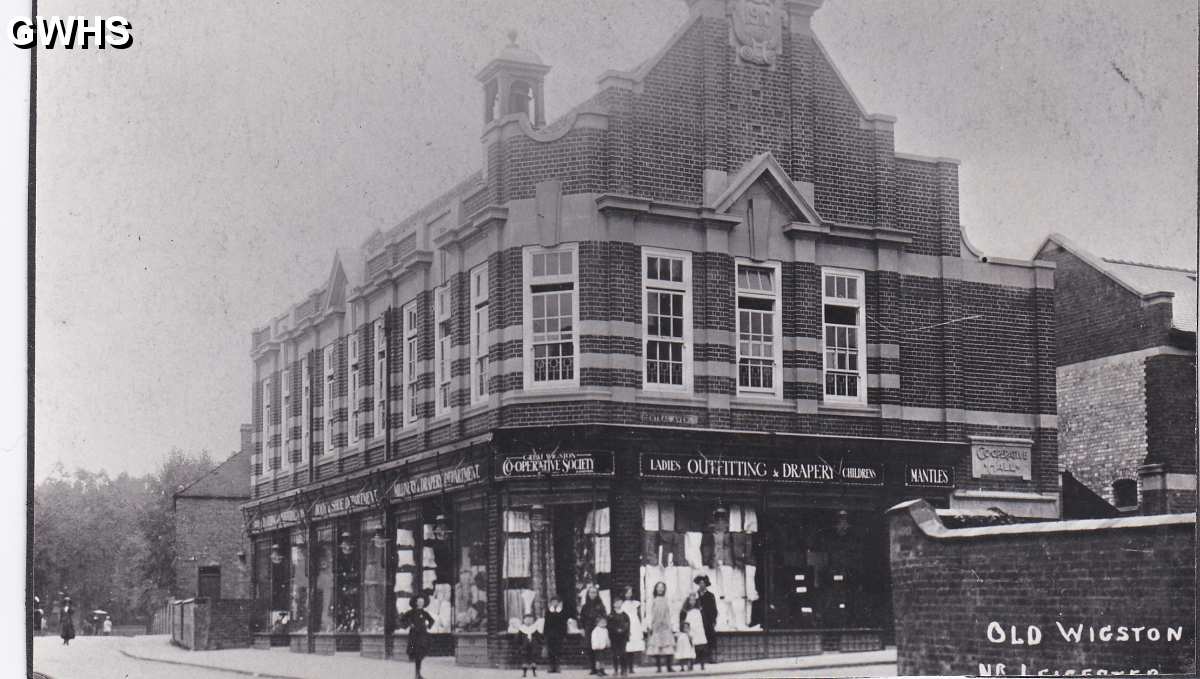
[{"x1": 33, "y1": 635, "x2": 236, "y2": 679}]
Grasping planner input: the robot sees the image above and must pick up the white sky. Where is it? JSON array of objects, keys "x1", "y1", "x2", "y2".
[{"x1": 31, "y1": 0, "x2": 1198, "y2": 479}]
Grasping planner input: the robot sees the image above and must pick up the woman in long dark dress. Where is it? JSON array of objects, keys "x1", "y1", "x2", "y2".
[
  {"x1": 579, "y1": 586, "x2": 607, "y2": 676},
  {"x1": 694, "y1": 576, "x2": 718, "y2": 665},
  {"x1": 59, "y1": 597, "x2": 75, "y2": 645},
  {"x1": 399, "y1": 595, "x2": 435, "y2": 679}
]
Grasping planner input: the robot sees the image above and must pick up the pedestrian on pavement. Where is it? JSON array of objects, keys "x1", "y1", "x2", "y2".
[
  {"x1": 33, "y1": 597, "x2": 42, "y2": 636},
  {"x1": 693, "y1": 575, "x2": 718, "y2": 665},
  {"x1": 516, "y1": 613, "x2": 543, "y2": 677},
  {"x1": 607, "y1": 597, "x2": 631, "y2": 676},
  {"x1": 543, "y1": 596, "x2": 567, "y2": 674},
  {"x1": 679, "y1": 594, "x2": 706, "y2": 671},
  {"x1": 672, "y1": 622, "x2": 696, "y2": 672},
  {"x1": 580, "y1": 585, "x2": 607, "y2": 675},
  {"x1": 103, "y1": 616, "x2": 113, "y2": 636},
  {"x1": 589, "y1": 616, "x2": 610, "y2": 677},
  {"x1": 398, "y1": 595, "x2": 435, "y2": 679},
  {"x1": 621, "y1": 586, "x2": 644, "y2": 674},
  {"x1": 59, "y1": 597, "x2": 75, "y2": 645},
  {"x1": 645, "y1": 582, "x2": 675, "y2": 673}
]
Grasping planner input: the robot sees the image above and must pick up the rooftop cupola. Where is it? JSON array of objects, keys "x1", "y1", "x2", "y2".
[{"x1": 476, "y1": 31, "x2": 551, "y2": 128}]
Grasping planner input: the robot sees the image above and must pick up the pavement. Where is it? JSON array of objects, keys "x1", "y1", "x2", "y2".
[{"x1": 34, "y1": 634, "x2": 898, "y2": 679}]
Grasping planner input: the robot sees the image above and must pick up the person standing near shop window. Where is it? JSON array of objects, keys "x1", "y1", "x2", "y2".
[
  {"x1": 679, "y1": 594, "x2": 706, "y2": 671},
  {"x1": 580, "y1": 586, "x2": 608, "y2": 676},
  {"x1": 645, "y1": 582, "x2": 675, "y2": 672},
  {"x1": 399, "y1": 595, "x2": 435, "y2": 679},
  {"x1": 693, "y1": 576, "x2": 718, "y2": 664},
  {"x1": 607, "y1": 597, "x2": 631, "y2": 676},
  {"x1": 59, "y1": 597, "x2": 75, "y2": 646},
  {"x1": 621, "y1": 586, "x2": 644, "y2": 674},
  {"x1": 543, "y1": 596, "x2": 567, "y2": 674}
]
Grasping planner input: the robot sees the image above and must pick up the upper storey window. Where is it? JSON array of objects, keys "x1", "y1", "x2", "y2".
[
  {"x1": 262, "y1": 376, "x2": 276, "y2": 470},
  {"x1": 643, "y1": 249, "x2": 692, "y2": 390},
  {"x1": 323, "y1": 345, "x2": 336, "y2": 454},
  {"x1": 281, "y1": 367, "x2": 291, "y2": 467},
  {"x1": 435, "y1": 286, "x2": 453, "y2": 417},
  {"x1": 349, "y1": 329, "x2": 361, "y2": 445},
  {"x1": 403, "y1": 302, "x2": 420, "y2": 426},
  {"x1": 523, "y1": 245, "x2": 578, "y2": 388},
  {"x1": 736, "y1": 261, "x2": 782, "y2": 398},
  {"x1": 301, "y1": 356, "x2": 311, "y2": 464},
  {"x1": 822, "y1": 268, "x2": 866, "y2": 404},
  {"x1": 469, "y1": 264, "x2": 490, "y2": 404},
  {"x1": 374, "y1": 318, "x2": 387, "y2": 438}
]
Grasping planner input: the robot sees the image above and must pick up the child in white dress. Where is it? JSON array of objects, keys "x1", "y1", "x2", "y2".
[
  {"x1": 591, "y1": 617, "x2": 611, "y2": 676},
  {"x1": 673, "y1": 622, "x2": 696, "y2": 671}
]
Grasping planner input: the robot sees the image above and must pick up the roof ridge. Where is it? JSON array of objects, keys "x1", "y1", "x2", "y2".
[
  {"x1": 1100, "y1": 257, "x2": 1197, "y2": 275},
  {"x1": 174, "y1": 450, "x2": 245, "y2": 499}
]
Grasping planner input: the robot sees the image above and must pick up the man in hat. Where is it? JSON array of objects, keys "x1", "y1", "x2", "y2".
[
  {"x1": 59, "y1": 596, "x2": 76, "y2": 645},
  {"x1": 693, "y1": 575, "x2": 718, "y2": 664}
]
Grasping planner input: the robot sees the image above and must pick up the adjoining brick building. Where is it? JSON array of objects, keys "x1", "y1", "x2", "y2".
[
  {"x1": 241, "y1": 0, "x2": 1058, "y2": 667},
  {"x1": 1036, "y1": 233, "x2": 1197, "y2": 516},
  {"x1": 174, "y1": 428, "x2": 253, "y2": 601}
]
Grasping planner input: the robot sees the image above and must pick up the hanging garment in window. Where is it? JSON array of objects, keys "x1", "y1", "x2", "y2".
[
  {"x1": 643, "y1": 501, "x2": 660, "y2": 531},
  {"x1": 712, "y1": 530, "x2": 733, "y2": 567},
  {"x1": 422, "y1": 546, "x2": 436, "y2": 566},
  {"x1": 745, "y1": 564, "x2": 758, "y2": 601},
  {"x1": 684, "y1": 532, "x2": 703, "y2": 568},
  {"x1": 397, "y1": 550, "x2": 415, "y2": 568},
  {"x1": 423, "y1": 569, "x2": 438, "y2": 589},
  {"x1": 394, "y1": 572, "x2": 414, "y2": 594},
  {"x1": 659, "y1": 502, "x2": 675, "y2": 531},
  {"x1": 743, "y1": 507, "x2": 758, "y2": 533},
  {"x1": 505, "y1": 589, "x2": 525, "y2": 623},
  {"x1": 504, "y1": 510, "x2": 531, "y2": 533},
  {"x1": 659, "y1": 531, "x2": 684, "y2": 566},
  {"x1": 396, "y1": 529, "x2": 415, "y2": 547},
  {"x1": 594, "y1": 536, "x2": 611, "y2": 574},
  {"x1": 642, "y1": 531, "x2": 660, "y2": 566},
  {"x1": 504, "y1": 537, "x2": 531, "y2": 578},
  {"x1": 731, "y1": 533, "x2": 750, "y2": 567},
  {"x1": 728, "y1": 505, "x2": 744, "y2": 533},
  {"x1": 585, "y1": 507, "x2": 610, "y2": 535}
]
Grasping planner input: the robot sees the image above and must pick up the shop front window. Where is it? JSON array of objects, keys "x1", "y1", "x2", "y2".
[
  {"x1": 252, "y1": 537, "x2": 272, "y2": 633},
  {"x1": 764, "y1": 508, "x2": 884, "y2": 630},
  {"x1": 361, "y1": 516, "x2": 386, "y2": 634},
  {"x1": 313, "y1": 526, "x2": 334, "y2": 632},
  {"x1": 502, "y1": 503, "x2": 610, "y2": 628},
  {"x1": 639, "y1": 501, "x2": 761, "y2": 633},
  {"x1": 333, "y1": 522, "x2": 361, "y2": 632},
  {"x1": 289, "y1": 529, "x2": 309, "y2": 633},
  {"x1": 454, "y1": 509, "x2": 488, "y2": 632},
  {"x1": 269, "y1": 533, "x2": 291, "y2": 633}
]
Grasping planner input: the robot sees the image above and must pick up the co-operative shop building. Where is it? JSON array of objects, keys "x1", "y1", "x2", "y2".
[{"x1": 241, "y1": 0, "x2": 1058, "y2": 667}]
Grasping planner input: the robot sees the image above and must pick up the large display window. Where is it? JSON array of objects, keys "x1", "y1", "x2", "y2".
[
  {"x1": 332, "y1": 521, "x2": 361, "y2": 632},
  {"x1": 501, "y1": 502, "x2": 611, "y2": 627},
  {"x1": 639, "y1": 501, "x2": 762, "y2": 633},
  {"x1": 252, "y1": 537, "x2": 272, "y2": 633},
  {"x1": 361, "y1": 516, "x2": 386, "y2": 634},
  {"x1": 288, "y1": 528, "x2": 309, "y2": 633},
  {"x1": 454, "y1": 508, "x2": 488, "y2": 632},
  {"x1": 312, "y1": 526, "x2": 334, "y2": 632}
]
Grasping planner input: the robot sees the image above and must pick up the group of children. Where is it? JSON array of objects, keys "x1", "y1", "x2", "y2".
[{"x1": 514, "y1": 582, "x2": 713, "y2": 677}]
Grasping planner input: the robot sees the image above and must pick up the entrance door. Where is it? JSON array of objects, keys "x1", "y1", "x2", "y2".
[{"x1": 198, "y1": 566, "x2": 221, "y2": 600}]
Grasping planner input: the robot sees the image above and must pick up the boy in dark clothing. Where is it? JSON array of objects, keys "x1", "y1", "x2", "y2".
[
  {"x1": 607, "y1": 597, "x2": 632, "y2": 677},
  {"x1": 543, "y1": 597, "x2": 568, "y2": 673}
]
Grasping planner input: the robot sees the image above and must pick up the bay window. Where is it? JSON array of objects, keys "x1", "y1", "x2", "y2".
[{"x1": 822, "y1": 268, "x2": 866, "y2": 403}]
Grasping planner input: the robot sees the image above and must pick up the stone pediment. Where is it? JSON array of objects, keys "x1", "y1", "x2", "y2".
[{"x1": 709, "y1": 152, "x2": 822, "y2": 227}]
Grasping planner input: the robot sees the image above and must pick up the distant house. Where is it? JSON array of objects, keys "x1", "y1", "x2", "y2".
[
  {"x1": 173, "y1": 425, "x2": 253, "y2": 600},
  {"x1": 1036, "y1": 234, "x2": 1196, "y2": 515}
]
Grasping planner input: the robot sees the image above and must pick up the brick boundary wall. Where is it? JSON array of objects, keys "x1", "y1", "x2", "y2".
[{"x1": 888, "y1": 500, "x2": 1196, "y2": 676}]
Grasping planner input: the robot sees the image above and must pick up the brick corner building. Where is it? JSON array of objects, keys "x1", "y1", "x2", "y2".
[
  {"x1": 241, "y1": 0, "x2": 1059, "y2": 667},
  {"x1": 1036, "y1": 233, "x2": 1197, "y2": 516}
]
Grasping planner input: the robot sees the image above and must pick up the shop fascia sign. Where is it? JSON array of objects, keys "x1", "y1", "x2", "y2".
[
  {"x1": 250, "y1": 505, "x2": 306, "y2": 533},
  {"x1": 499, "y1": 449, "x2": 614, "y2": 478},
  {"x1": 310, "y1": 488, "x2": 380, "y2": 520},
  {"x1": 904, "y1": 464, "x2": 955, "y2": 488},
  {"x1": 392, "y1": 462, "x2": 483, "y2": 501},
  {"x1": 640, "y1": 452, "x2": 884, "y2": 486}
]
